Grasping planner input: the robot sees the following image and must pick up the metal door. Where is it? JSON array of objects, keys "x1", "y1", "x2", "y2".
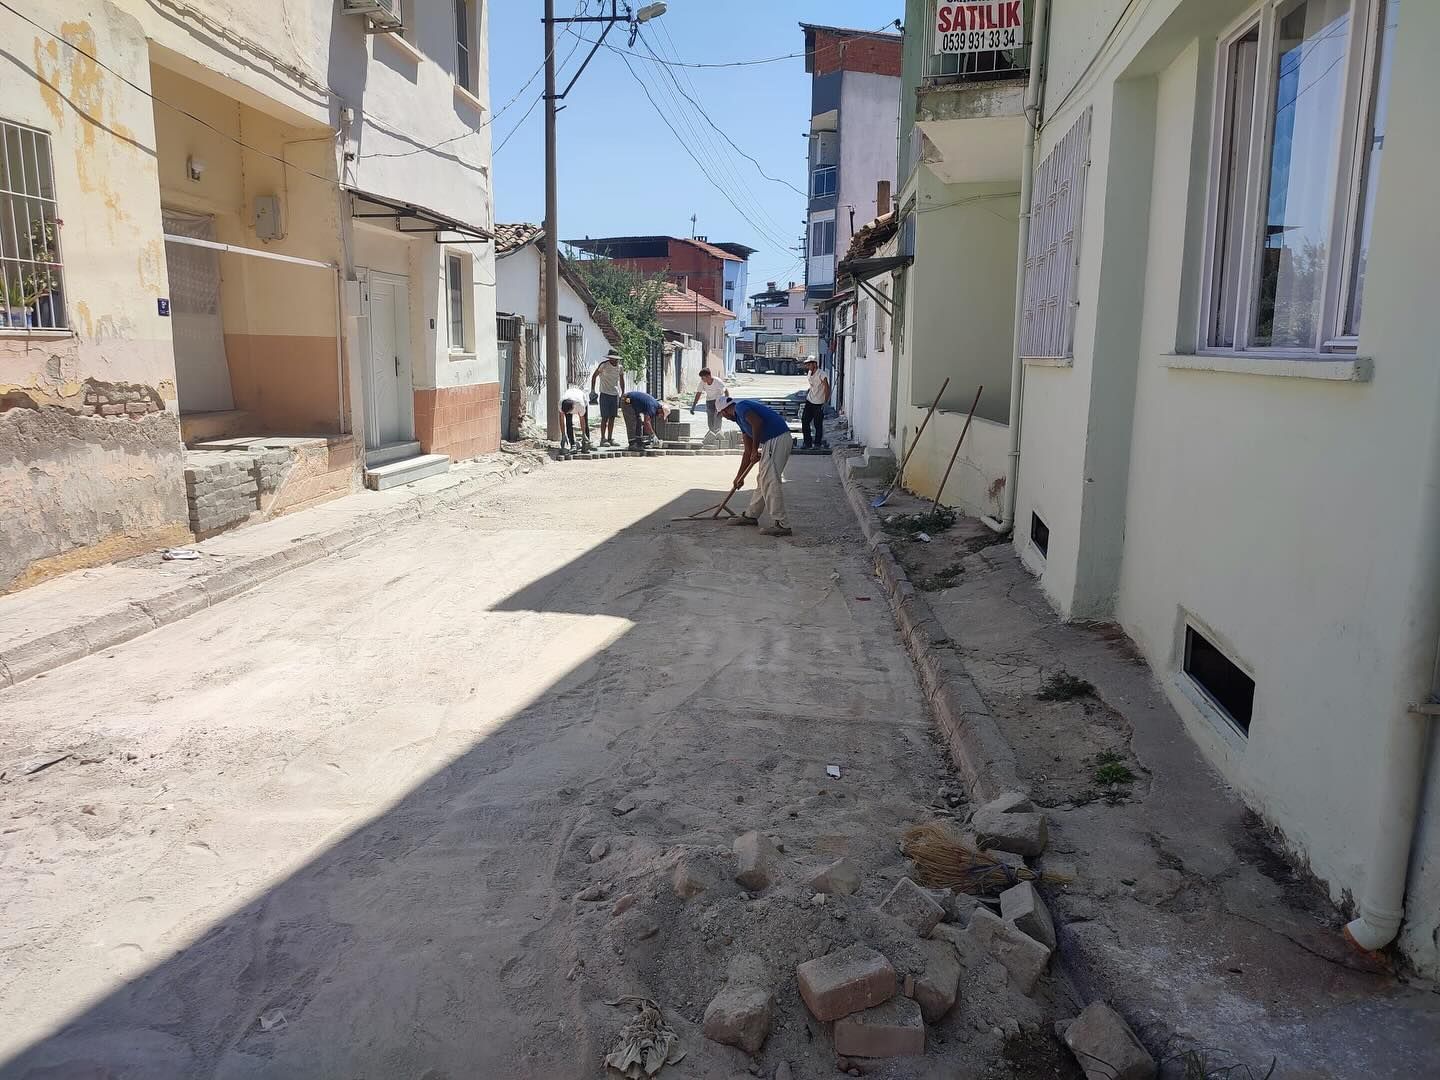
[
  {"x1": 162, "y1": 209, "x2": 233, "y2": 413},
  {"x1": 365, "y1": 273, "x2": 413, "y2": 448}
]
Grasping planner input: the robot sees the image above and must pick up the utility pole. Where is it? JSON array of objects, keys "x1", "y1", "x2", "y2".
[
  {"x1": 542, "y1": 1, "x2": 667, "y2": 442},
  {"x1": 543, "y1": 0, "x2": 561, "y2": 439}
]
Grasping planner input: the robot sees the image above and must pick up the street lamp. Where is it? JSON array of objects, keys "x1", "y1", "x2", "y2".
[{"x1": 541, "y1": 1, "x2": 665, "y2": 440}]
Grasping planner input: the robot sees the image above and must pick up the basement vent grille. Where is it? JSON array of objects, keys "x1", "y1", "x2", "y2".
[
  {"x1": 1184, "y1": 626, "x2": 1255, "y2": 735},
  {"x1": 1020, "y1": 107, "x2": 1092, "y2": 361},
  {"x1": 1029, "y1": 512, "x2": 1049, "y2": 558}
]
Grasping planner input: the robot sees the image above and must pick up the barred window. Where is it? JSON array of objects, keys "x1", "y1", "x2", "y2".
[{"x1": 1, "y1": 120, "x2": 66, "y2": 330}]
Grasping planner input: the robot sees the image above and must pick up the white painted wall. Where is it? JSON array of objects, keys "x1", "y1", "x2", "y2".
[
  {"x1": 846, "y1": 239, "x2": 897, "y2": 451},
  {"x1": 495, "y1": 244, "x2": 617, "y2": 426},
  {"x1": 838, "y1": 71, "x2": 901, "y2": 258},
  {"x1": 1012, "y1": 0, "x2": 1440, "y2": 976}
]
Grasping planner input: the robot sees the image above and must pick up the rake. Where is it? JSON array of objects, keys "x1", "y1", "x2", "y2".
[{"x1": 873, "y1": 376, "x2": 950, "y2": 508}]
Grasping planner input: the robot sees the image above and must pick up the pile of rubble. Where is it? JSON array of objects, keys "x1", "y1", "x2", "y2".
[{"x1": 582, "y1": 791, "x2": 1158, "y2": 1079}]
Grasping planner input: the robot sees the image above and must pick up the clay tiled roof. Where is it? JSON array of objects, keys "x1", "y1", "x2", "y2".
[
  {"x1": 675, "y1": 237, "x2": 742, "y2": 263},
  {"x1": 843, "y1": 209, "x2": 898, "y2": 263},
  {"x1": 656, "y1": 285, "x2": 734, "y2": 319},
  {"x1": 494, "y1": 222, "x2": 543, "y2": 255}
]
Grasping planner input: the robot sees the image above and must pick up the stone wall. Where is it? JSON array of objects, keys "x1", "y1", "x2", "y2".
[{"x1": 0, "y1": 396, "x2": 190, "y2": 593}]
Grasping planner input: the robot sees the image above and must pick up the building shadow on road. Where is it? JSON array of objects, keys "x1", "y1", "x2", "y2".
[{"x1": 2, "y1": 461, "x2": 917, "y2": 1080}]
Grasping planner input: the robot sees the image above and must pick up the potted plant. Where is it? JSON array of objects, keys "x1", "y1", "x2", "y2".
[{"x1": 1, "y1": 221, "x2": 60, "y2": 328}]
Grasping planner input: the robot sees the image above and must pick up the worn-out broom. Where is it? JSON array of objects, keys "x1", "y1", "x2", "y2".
[{"x1": 902, "y1": 821, "x2": 1072, "y2": 896}]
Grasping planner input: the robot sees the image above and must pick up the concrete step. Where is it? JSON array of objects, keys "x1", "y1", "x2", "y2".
[
  {"x1": 364, "y1": 453, "x2": 450, "y2": 490},
  {"x1": 366, "y1": 440, "x2": 423, "y2": 469}
]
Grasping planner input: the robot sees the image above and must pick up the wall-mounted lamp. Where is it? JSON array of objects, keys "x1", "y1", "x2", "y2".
[{"x1": 186, "y1": 156, "x2": 206, "y2": 182}]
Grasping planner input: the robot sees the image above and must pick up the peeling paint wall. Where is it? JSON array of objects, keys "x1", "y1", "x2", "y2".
[{"x1": 1, "y1": 4, "x2": 189, "y2": 591}]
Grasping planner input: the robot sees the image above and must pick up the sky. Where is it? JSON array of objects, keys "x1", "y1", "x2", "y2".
[{"x1": 487, "y1": 2, "x2": 903, "y2": 294}]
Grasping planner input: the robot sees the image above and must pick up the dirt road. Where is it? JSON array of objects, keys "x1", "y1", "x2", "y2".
[{"x1": 0, "y1": 457, "x2": 1038, "y2": 1078}]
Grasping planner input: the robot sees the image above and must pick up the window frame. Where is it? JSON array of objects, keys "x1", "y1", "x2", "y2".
[
  {"x1": 454, "y1": 0, "x2": 478, "y2": 93},
  {"x1": 0, "y1": 119, "x2": 68, "y2": 333},
  {"x1": 811, "y1": 165, "x2": 838, "y2": 198},
  {"x1": 445, "y1": 251, "x2": 470, "y2": 354},
  {"x1": 1199, "y1": 0, "x2": 1392, "y2": 357}
]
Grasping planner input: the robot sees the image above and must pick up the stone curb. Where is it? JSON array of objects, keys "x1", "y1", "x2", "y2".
[
  {"x1": 0, "y1": 458, "x2": 538, "y2": 691},
  {"x1": 834, "y1": 453, "x2": 1022, "y2": 805}
]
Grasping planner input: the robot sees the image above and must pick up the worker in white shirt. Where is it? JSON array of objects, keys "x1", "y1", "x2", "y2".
[
  {"x1": 558, "y1": 387, "x2": 592, "y2": 456},
  {"x1": 801, "y1": 357, "x2": 831, "y2": 449},
  {"x1": 690, "y1": 367, "x2": 727, "y2": 441}
]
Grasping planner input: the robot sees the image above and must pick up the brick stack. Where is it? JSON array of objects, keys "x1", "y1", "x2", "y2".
[{"x1": 184, "y1": 449, "x2": 292, "y2": 536}]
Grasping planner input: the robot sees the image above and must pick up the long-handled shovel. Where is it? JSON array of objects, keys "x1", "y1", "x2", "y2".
[
  {"x1": 929, "y1": 385, "x2": 984, "y2": 521},
  {"x1": 873, "y1": 376, "x2": 951, "y2": 508}
]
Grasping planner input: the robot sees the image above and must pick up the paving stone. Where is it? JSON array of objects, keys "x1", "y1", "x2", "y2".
[
  {"x1": 967, "y1": 908, "x2": 1052, "y2": 994},
  {"x1": 832, "y1": 996, "x2": 925, "y2": 1058},
  {"x1": 971, "y1": 808, "x2": 1048, "y2": 856},
  {"x1": 940, "y1": 889, "x2": 984, "y2": 926},
  {"x1": 979, "y1": 790, "x2": 1034, "y2": 815},
  {"x1": 877, "y1": 876, "x2": 945, "y2": 937},
  {"x1": 807, "y1": 857, "x2": 861, "y2": 896},
  {"x1": 703, "y1": 984, "x2": 773, "y2": 1053},
  {"x1": 1000, "y1": 881, "x2": 1057, "y2": 950},
  {"x1": 673, "y1": 855, "x2": 715, "y2": 899},
  {"x1": 733, "y1": 830, "x2": 780, "y2": 891},
  {"x1": 796, "y1": 945, "x2": 896, "y2": 1022},
  {"x1": 1063, "y1": 1001, "x2": 1156, "y2": 1080},
  {"x1": 912, "y1": 938, "x2": 962, "y2": 1023}
]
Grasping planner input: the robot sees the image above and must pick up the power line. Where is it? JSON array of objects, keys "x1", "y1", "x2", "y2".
[
  {"x1": 641, "y1": 27, "x2": 806, "y2": 199},
  {"x1": 616, "y1": 49, "x2": 794, "y2": 259},
  {"x1": 580, "y1": 19, "x2": 902, "y2": 70},
  {"x1": 621, "y1": 47, "x2": 793, "y2": 250},
  {"x1": 632, "y1": 33, "x2": 794, "y2": 244}
]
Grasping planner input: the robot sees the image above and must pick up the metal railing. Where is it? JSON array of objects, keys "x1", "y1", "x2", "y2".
[{"x1": 924, "y1": 40, "x2": 1030, "y2": 83}]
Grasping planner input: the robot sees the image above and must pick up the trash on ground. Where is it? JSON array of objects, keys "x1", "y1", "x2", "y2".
[
  {"x1": 603, "y1": 997, "x2": 686, "y2": 1077},
  {"x1": 915, "y1": 532, "x2": 932, "y2": 543},
  {"x1": 161, "y1": 547, "x2": 201, "y2": 561},
  {"x1": 258, "y1": 1009, "x2": 287, "y2": 1032},
  {"x1": 826, "y1": 765, "x2": 842, "y2": 780}
]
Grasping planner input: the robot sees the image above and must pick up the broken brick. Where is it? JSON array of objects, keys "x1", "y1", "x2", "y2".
[
  {"x1": 1000, "y1": 881, "x2": 1057, "y2": 950},
  {"x1": 833, "y1": 996, "x2": 925, "y2": 1058},
  {"x1": 808, "y1": 857, "x2": 862, "y2": 896},
  {"x1": 971, "y1": 808, "x2": 1048, "y2": 856},
  {"x1": 797, "y1": 945, "x2": 896, "y2": 1022},
  {"x1": 912, "y1": 938, "x2": 961, "y2": 1023},
  {"x1": 1064, "y1": 1001, "x2": 1156, "y2": 1080},
  {"x1": 968, "y1": 908, "x2": 1051, "y2": 994},
  {"x1": 733, "y1": 830, "x2": 780, "y2": 891},
  {"x1": 877, "y1": 876, "x2": 945, "y2": 937}
]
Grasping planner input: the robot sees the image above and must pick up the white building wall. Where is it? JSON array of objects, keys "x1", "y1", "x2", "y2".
[
  {"x1": 837, "y1": 72, "x2": 900, "y2": 258},
  {"x1": 1012, "y1": 0, "x2": 1440, "y2": 976}
]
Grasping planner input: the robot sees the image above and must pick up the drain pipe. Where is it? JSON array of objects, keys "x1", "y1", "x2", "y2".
[
  {"x1": 983, "y1": 0, "x2": 1050, "y2": 534},
  {"x1": 1345, "y1": 696, "x2": 1436, "y2": 952}
]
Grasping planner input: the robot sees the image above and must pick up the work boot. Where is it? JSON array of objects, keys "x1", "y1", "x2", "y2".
[
  {"x1": 728, "y1": 514, "x2": 759, "y2": 527},
  {"x1": 761, "y1": 524, "x2": 793, "y2": 537}
]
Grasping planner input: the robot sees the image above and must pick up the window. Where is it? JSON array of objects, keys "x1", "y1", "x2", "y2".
[
  {"x1": 455, "y1": 0, "x2": 476, "y2": 92},
  {"x1": 565, "y1": 321, "x2": 583, "y2": 385},
  {"x1": 874, "y1": 284, "x2": 888, "y2": 351},
  {"x1": 446, "y1": 253, "x2": 466, "y2": 351},
  {"x1": 810, "y1": 218, "x2": 836, "y2": 258},
  {"x1": 1184, "y1": 626, "x2": 1256, "y2": 734},
  {"x1": 795, "y1": 318, "x2": 806, "y2": 333},
  {"x1": 772, "y1": 318, "x2": 782, "y2": 331},
  {"x1": 1205, "y1": 0, "x2": 1398, "y2": 351},
  {"x1": 812, "y1": 166, "x2": 837, "y2": 198},
  {"x1": 0, "y1": 121, "x2": 66, "y2": 330}
]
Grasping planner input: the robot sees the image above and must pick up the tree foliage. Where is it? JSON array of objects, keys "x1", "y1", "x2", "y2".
[{"x1": 567, "y1": 254, "x2": 667, "y2": 375}]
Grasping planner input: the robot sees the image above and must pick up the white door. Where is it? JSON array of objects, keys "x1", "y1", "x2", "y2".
[
  {"x1": 162, "y1": 209, "x2": 233, "y2": 413},
  {"x1": 364, "y1": 274, "x2": 413, "y2": 448}
]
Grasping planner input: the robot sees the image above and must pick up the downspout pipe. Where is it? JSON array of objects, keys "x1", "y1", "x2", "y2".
[
  {"x1": 983, "y1": 0, "x2": 1050, "y2": 534},
  {"x1": 1345, "y1": 698, "x2": 1436, "y2": 951}
]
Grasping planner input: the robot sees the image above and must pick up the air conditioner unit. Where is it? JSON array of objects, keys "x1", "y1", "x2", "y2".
[{"x1": 342, "y1": 0, "x2": 403, "y2": 31}]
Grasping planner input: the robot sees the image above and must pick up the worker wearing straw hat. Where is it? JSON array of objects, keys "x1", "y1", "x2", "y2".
[{"x1": 716, "y1": 394, "x2": 793, "y2": 537}]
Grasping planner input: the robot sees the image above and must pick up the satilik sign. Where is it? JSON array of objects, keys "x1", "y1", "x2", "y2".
[{"x1": 934, "y1": 1, "x2": 1025, "y2": 54}]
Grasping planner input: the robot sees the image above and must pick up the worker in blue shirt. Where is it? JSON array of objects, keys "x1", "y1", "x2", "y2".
[
  {"x1": 620, "y1": 389, "x2": 669, "y2": 449},
  {"x1": 716, "y1": 394, "x2": 793, "y2": 536}
]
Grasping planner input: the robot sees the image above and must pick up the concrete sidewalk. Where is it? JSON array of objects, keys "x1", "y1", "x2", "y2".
[
  {"x1": 835, "y1": 452, "x2": 1440, "y2": 1079},
  {"x1": 0, "y1": 451, "x2": 543, "y2": 689}
]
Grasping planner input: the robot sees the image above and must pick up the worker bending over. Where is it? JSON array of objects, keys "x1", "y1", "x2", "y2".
[
  {"x1": 620, "y1": 389, "x2": 669, "y2": 449},
  {"x1": 716, "y1": 394, "x2": 793, "y2": 537}
]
